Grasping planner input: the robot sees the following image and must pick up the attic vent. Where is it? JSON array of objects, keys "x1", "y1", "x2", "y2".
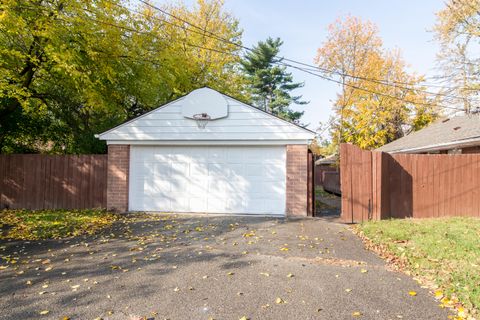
[
  {"x1": 442, "y1": 118, "x2": 451, "y2": 123},
  {"x1": 453, "y1": 126, "x2": 461, "y2": 131}
]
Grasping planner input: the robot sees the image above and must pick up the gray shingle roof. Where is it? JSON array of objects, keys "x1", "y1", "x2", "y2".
[{"x1": 377, "y1": 114, "x2": 480, "y2": 153}]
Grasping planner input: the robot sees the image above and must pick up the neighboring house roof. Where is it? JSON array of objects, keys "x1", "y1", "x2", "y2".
[
  {"x1": 96, "y1": 87, "x2": 315, "y2": 144},
  {"x1": 315, "y1": 154, "x2": 338, "y2": 165},
  {"x1": 377, "y1": 114, "x2": 480, "y2": 153}
]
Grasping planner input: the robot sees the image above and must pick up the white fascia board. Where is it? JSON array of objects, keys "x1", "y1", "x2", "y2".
[{"x1": 106, "y1": 139, "x2": 311, "y2": 145}]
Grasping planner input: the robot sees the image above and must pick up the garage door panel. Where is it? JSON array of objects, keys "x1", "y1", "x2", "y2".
[
  {"x1": 189, "y1": 179, "x2": 208, "y2": 194},
  {"x1": 226, "y1": 197, "x2": 246, "y2": 211},
  {"x1": 208, "y1": 148, "x2": 226, "y2": 161},
  {"x1": 190, "y1": 197, "x2": 207, "y2": 211},
  {"x1": 136, "y1": 196, "x2": 171, "y2": 211},
  {"x1": 171, "y1": 196, "x2": 189, "y2": 211},
  {"x1": 223, "y1": 163, "x2": 244, "y2": 177},
  {"x1": 207, "y1": 197, "x2": 227, "y2": 212},
  {"x1": 129, "y1": 146, "x2": 286, "y2": 215},
  {"x1": 208, "y1": 163, "x2": 225, "y2": 176},
  {"x1": 245, "y1": 164, "x2": 263, "y2": 176},
  {"x1": 171, "y1": 162, "x2": 188, "y2": 175},
  {"x1": 190, "y1": 162, "x2": 208, "y2": 176}
]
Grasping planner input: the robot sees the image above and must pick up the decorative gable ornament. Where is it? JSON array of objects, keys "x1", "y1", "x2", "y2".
[{"x1": 181, "y1": 88, "x2": 229, "y2": 128}]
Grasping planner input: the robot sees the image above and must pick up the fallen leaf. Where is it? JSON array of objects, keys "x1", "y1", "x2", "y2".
[
  {"x1": 275, "y1": 297, "x2": 286, "y2": 304},
  {"x1": 408, "y1": 291, "x2": 417, "y2": 296},
  {"x1": 360, "y1": 269, "x2": 368, "y2": 273},
  {"x1": 39, "y1": 310, "x2": 49, "y2": 315},
  {"x1": 260, "y1": 272, "x2": 270, "y2": 277},
  {"x1": 287, "y1": 273, "x2": 294, "y2": 278},
  {"x1": 352, "y1": 311, "x2": 362, "y2": 317},
  {"x1": 345, "y1": 288, "x2": 352, "y2": 292},
  {"x1": 227, "y1": 272, "x2": 234, "y2": 276}
]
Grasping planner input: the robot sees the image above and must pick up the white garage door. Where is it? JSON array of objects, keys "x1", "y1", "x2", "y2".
[{"x1": 129, "y1": 145, "x2": 286, "y2": 215}]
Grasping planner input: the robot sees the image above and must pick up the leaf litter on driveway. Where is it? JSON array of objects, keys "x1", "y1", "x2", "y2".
[{"x1": 0, "y1": 213, "x2": 455, "y2": 319}]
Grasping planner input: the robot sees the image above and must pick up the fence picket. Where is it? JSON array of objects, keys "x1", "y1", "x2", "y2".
[
  {"x1": 0, "y1": 155, "x2": 107, "y2": 210},
  {"x1": 341, "y1": 144, "x2": 480, "y2": 221}
]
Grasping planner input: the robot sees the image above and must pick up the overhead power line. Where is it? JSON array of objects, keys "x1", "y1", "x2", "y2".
[
  {"x1": 123, "y1": 0, "x2": 471, "y2": 111},
  {"x1": 19, "y1": 0, "x2": 473, "y2": 112},
  {"x1": 132, "y1": 0, "x2": 479, "y2": 99}
]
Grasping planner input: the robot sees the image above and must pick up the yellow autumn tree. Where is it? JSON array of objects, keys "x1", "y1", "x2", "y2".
[
  {"x1": 315, "y1": 16, "x2": 438, "y2": 150},
  {"x1": 434, "y1": 0, "x2": 480, "y2": 113},
  {"x1": 139, "y1": 0, "x2": 247, "y2": 101}
]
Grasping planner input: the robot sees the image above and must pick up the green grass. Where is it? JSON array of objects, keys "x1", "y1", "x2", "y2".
[
  {"x1": 358, "y1": 217, "x2": 480, "y2": 312},
  {"x1": 0, "y1": 209, "x2": 118, "y2": 240},
  {"x1": 315, "y1": 186, "x2": 338, "y2": 199}
]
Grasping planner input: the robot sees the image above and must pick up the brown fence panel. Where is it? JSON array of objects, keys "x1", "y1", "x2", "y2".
[
  {"x1": 314, "y1": 165, "x2": 337, "y2": 186},
  {"x1": 0, "y1": 155, "x2": 107, "y2": 210},
  {"x1": 340, "y1": 144, "x2": 373, "y2": 223},
  {"x1": 307, "y1": 150, "x2": 315, "y2": 217},
  {"x1": 323, "y1": 172, "x2": 340, "y2": 195},
  {"x1": 341, "y1": 143, "x2": 480, "y2": 221}
]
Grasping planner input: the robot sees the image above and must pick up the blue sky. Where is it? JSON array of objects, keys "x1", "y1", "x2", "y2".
[{"x1": 157, "y1": 0, "x2": 447, "y2": 135}]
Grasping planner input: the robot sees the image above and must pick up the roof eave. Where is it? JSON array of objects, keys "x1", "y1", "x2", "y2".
[{"x1": 386, "y1": 136, "x2": 480, "y2": 154}]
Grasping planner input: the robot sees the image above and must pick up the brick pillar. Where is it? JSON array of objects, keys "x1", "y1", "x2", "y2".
[
  {"x1": 107, "y1": 145, "x2": 130, "y2": 212},
  {"x1": 286, "y1": 145, "x2": 308, "y2": 216}
]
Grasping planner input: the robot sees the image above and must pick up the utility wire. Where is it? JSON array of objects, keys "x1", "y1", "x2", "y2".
[
  {"x1": 17, "y1": 0, "x2": 472, "y2": 112},
  {"x1": 70, "y1": 8, "x2": 467, "y2": 112},
  {"x1": 132, "y1": 0, "x2": 479, "y2": 98}
]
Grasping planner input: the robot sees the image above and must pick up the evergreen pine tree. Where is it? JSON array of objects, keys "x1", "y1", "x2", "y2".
[{"x1": 241, "y1": 37, "x2": 307, "y2": 123}]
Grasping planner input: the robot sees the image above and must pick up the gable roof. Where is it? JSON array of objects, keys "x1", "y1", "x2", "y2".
[
  {"x1": 96, "y1": 87, "x2": 315, "y2": 143},
  {"x1": 377, "y1": 114, "x2": 480, "y2": 153}
]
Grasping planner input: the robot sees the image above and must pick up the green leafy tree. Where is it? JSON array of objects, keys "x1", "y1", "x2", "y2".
[
  {"x1": 0, "y1": 0, "x2": 245, "y2": 153},
  {"x1": 240, "y1": 37, "x2": 307, "y2": 123}
]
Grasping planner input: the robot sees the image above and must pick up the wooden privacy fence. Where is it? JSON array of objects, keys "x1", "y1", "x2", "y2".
[
  {"x1": 323, "y1": 171, "x2": 341, "y2": 195},
  {"x1": 340, "y1": 144, "x2": 480, "y2": 222},
  {"x1": 0, "y1": 155, "x2": 107, "y2": 210}
]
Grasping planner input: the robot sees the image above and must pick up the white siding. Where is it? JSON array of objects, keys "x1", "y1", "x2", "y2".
[{"x1": 98, "y1": 94, "x2": 315, "y2": 142}]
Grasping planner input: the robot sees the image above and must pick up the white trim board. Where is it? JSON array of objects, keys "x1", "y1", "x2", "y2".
[{"x1": 106, "y1": 139, "x2": 310, "y2": 145}]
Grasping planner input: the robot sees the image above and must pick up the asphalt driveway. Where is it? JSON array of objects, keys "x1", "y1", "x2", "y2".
[{"x1": 0, "y1": 214, "x2": 451, "y2": 319}]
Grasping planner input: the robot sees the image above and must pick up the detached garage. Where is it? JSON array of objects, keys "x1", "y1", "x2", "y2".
[{"x1": 97, "y1": 87, "x2": 315, "y2": 216}]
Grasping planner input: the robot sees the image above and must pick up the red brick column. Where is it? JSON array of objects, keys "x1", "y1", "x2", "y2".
[
  {"x1": 107, "y1": 145, "x2": 130, "y2": 212},
  {"x1": 286, "y1": 145, "x2": 308, "y2": 216}
]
